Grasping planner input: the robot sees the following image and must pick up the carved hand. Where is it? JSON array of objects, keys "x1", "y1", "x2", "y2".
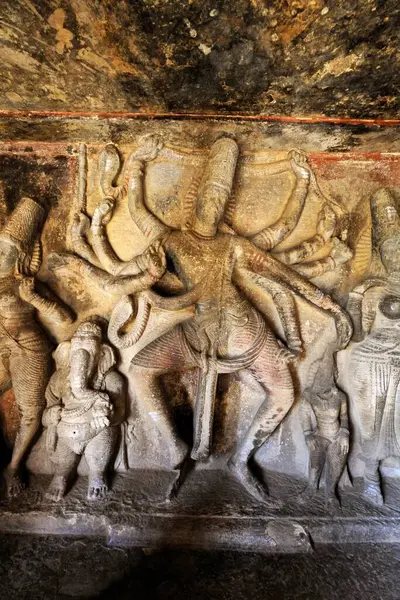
[
  {"x1": 331, "y1": 238, "x2": 353, "y2": 266},
  {"x1": 92, "y1": 198, "x2": 115, "y2": 228},
  {"x1": 305, "y1": 433, "x2": 318, "y2": 452},
  {"x1": 132, "y1": 134, "x2": 164, "y2": 163},
  {"x1": 276, "y1": 340, "x2": 302, "y2": 364},
  {"x1": 92, "y1": 392, "x2": 113, "y2": 429},
  {"x1": 18, "y1": 276, "x2": 36, "y2": 302},
  {"x1": 317, "y1": 204, "x2": 337, "y2": 239},
  {"x1": 143, "y1": 243, "x2": 167, "y2": 279},
  {"x1": 287, "y1": 338, "x2": 304, "y2": 359},
  {"x1": 71, "y1": 212, "x2": 91, "y2": 238},
  {"x1": 42, "y1": 405, "x2": 62, "y2": 427},
  {"x1": 288, "y1": 149, "x2": 311, "y2": 180}
]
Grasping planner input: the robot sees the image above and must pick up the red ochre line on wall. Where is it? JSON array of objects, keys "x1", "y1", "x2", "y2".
[{"x1": 0, "y1": 110, "x2": 400, "y2": 127}]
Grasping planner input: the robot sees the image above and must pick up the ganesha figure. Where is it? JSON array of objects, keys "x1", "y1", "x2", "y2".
[
  {"x1": 346, "y1": 189, "x2": 400, "y2": 506},
  {"x1": 43, "y1": 320, "x2": 125, "y2": 501},
  {"x1": 0, "y1": 197, "x2": 74, "y2": 496},
  {"x1": 105, "y1": 134, "x2": 352, "y2": 504}
]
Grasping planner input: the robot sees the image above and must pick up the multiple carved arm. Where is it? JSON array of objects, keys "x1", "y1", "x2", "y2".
[
  {"x1": 70, "y1": 200, "x2": 166, "y2": 296},
  {"x1": 244, "y1": 151, "x2": 352, "y2": 279},
  {"x1": 234, "y1": 238, "x2": 353, "y2": 351},
  {"x1": 275, "y1": 203, "x2": 353, "y2": 279},
  {"x1": 18, "y1": 277, "x2": 74, "y2": 325},
  {"x1": 250, "y1": 150, "x2": 311, "y2": 251}
]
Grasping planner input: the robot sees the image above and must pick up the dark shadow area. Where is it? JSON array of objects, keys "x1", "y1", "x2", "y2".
[
  {"x1": 0, "y1": 154, "x2": 68, "y2": 214},
  {"x1": 0, "y1": 535, "x2": 399, "y2": 600}
]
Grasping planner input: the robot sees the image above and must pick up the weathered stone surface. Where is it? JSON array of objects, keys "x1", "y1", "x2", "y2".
[
  {"x1": 0, "y1": 0, "x2": 399, "y2": 118},
  {"x1": 0, "y1": 535, "x2": 400, "y2": 599},
  {"x1": 2, "y1": 119, "x2": 400, "y2": 552}
]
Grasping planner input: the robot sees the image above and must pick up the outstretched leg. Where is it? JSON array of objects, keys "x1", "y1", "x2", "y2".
[
  {"x1": 363, "y1": 458, "x2": 384, "y2": 506},
  {"x1": 228, "y1": 337, "x2": 295, "y2": 504},
  {"x1": 130, "y1": 366, "x2": 189, "y2": 468},
  {"x1": 85, "y1": 427, "x2": 119, "y2": 500},
  {"x1": 298, "y1": 436, "x2": 328, "y2": 503},
  {"x1": 6, "y1": 349, "x2": 50, "y2": 497},
  {"x1": 324, "y1": 438, "x2": 347, "y2": 510},
  {"x1": 130, "y1": 328, "x2": 197, "y2": 470}
]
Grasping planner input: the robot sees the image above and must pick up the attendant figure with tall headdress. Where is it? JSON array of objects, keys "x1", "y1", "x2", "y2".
[{"x1": 0, "y1": 197, "x2": 73, "y2": 496}]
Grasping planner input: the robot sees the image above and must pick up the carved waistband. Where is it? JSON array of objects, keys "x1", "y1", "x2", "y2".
[{"x1": 185, "y1": 308, "x2": 267, "y2": 373}]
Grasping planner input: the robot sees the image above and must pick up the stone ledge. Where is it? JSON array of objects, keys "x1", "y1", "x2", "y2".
[{"x1": 1, "y1": 510, "x2": 400, "y2": 554}]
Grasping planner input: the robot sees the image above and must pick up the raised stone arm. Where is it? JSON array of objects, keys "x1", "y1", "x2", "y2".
[
  {"x1": 274, "y1": 203, "x2": 353, "y2": 279},
  {"x1": 346, "y1": 277, "x2": 387, "y2": 341},
  {"x1": 234, "y1": 264, "x2": 304, "y2": 362},
  {"x1": 293, "y1": 238, "x2": 353, "y2": 279},
  {"x1": 235, "y1": 237, "x2": 353, "y2": 349},
  {"x1": 127, "y1": 160, "x2": 169, "y2": 242},
  {"x1": 275, "y1": 204, "x2": 338, "y2": 265},
  {"x1": 71, "y1": 212, "x2": 102, "y2": 268},
  {"x1": 18, "y1": 277, "x2": 74, "y2": 325},
  {"x1": 89, "y1": 198, "x2": 144, "y2": 277},
  {"x1": 250, "y1": 150, "x2": 311, "y2": 251}
]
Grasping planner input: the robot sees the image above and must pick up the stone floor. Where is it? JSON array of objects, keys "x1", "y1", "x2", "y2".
[{"x1": 0, "y1": 535, "x2": 399, "y2": 600}]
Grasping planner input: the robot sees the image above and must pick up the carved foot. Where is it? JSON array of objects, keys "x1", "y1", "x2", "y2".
[
  {"x1": 167, "y1": 456, "x2": 195, "y2": 501},
  {"x1": 5, "y1": 468, "x2": 25, "y2": 498},
  {"x1": 325, "y1": 494, "x2": 341, "y2": 514},
  {"x1": 170, "y1": 440, "x2": 190, "y2": 471},
  {"x1": 227, "y1": 458, "x2": 278, "y2": 507},
  {"x1": 87, "y1": 473, "x2": 109, "y2": 500},
  {"x1": 297, "y1": 485, "x2": 317, "y2": 505},
  {"x1": 46, "y1": 475, "x2": 68, "y2": 502},
  {"x1": 363, "y1": 482, "x2": 384, "y2": 507}
]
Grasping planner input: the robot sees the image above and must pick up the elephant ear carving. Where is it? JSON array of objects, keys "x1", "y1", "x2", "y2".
[
  {"x1": 99, "y1": 344, "x2": 116, "y2": 375},
  {"x1": 52, "y1": 341, "x2": 71, "y2": 368}
]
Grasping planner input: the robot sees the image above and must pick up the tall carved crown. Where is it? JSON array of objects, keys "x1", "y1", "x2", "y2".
[
  {"x1": 0, "y1": 197, "x2": 45, "y2": 254},
  {"x1": 75, "y1": 321, "x2": 102, "y2": 338},
  {"x1": 197, "y1": 136, "x2": 240, "y2": 199},
  {"x1": 371, "y1": 188, "x2": 400, "y2": 250}
]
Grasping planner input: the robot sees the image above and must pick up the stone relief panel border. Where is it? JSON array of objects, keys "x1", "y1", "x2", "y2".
[{"x1": 0, "y1": 134, "x2": 400, "y2": 516}]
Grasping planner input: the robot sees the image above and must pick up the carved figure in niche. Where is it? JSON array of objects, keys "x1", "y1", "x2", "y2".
[
  {"x1": 0, "y1": 197, "x2": 74, "y2": 496},
  {"x1": 299, "y1": 352, "x2": 349, "y2": 509},
  {"x1": 43, "y1": 320, "x2": 125, "y2": 501},
  {"x1": 107, "y1": 134, "x2": 352, "y2": 503},
  {"x1": 347, "y1": 189, "x2": 400, "y2": 506}
]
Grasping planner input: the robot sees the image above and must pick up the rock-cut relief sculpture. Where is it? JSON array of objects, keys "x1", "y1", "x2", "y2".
[
  {"x1": 42, "y1": 320, "x2": 125, "y2": 501},
  {"x1": 48, "y1": 139, "x2": 166, "y2": 299},
  {"x1": 299, "y1": 351, "x2": 349, "y2": 509},
  {"x1": 346, "y1": 188, "x2": 400, "y2": 506},
  {"x1": 0, "y1": 197, "x2": 74, "y2": 496},
  {"x1": 248, "y1": 163, "x2": 352, "y2": 281},
  {"x1": 106, "y1": 134, "x2": 352, "y2": 504}
]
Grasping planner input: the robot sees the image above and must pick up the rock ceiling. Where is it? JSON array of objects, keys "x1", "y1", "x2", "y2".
[{"x1": 0, "y1": 0, "x2": 399, "y2": 118}]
